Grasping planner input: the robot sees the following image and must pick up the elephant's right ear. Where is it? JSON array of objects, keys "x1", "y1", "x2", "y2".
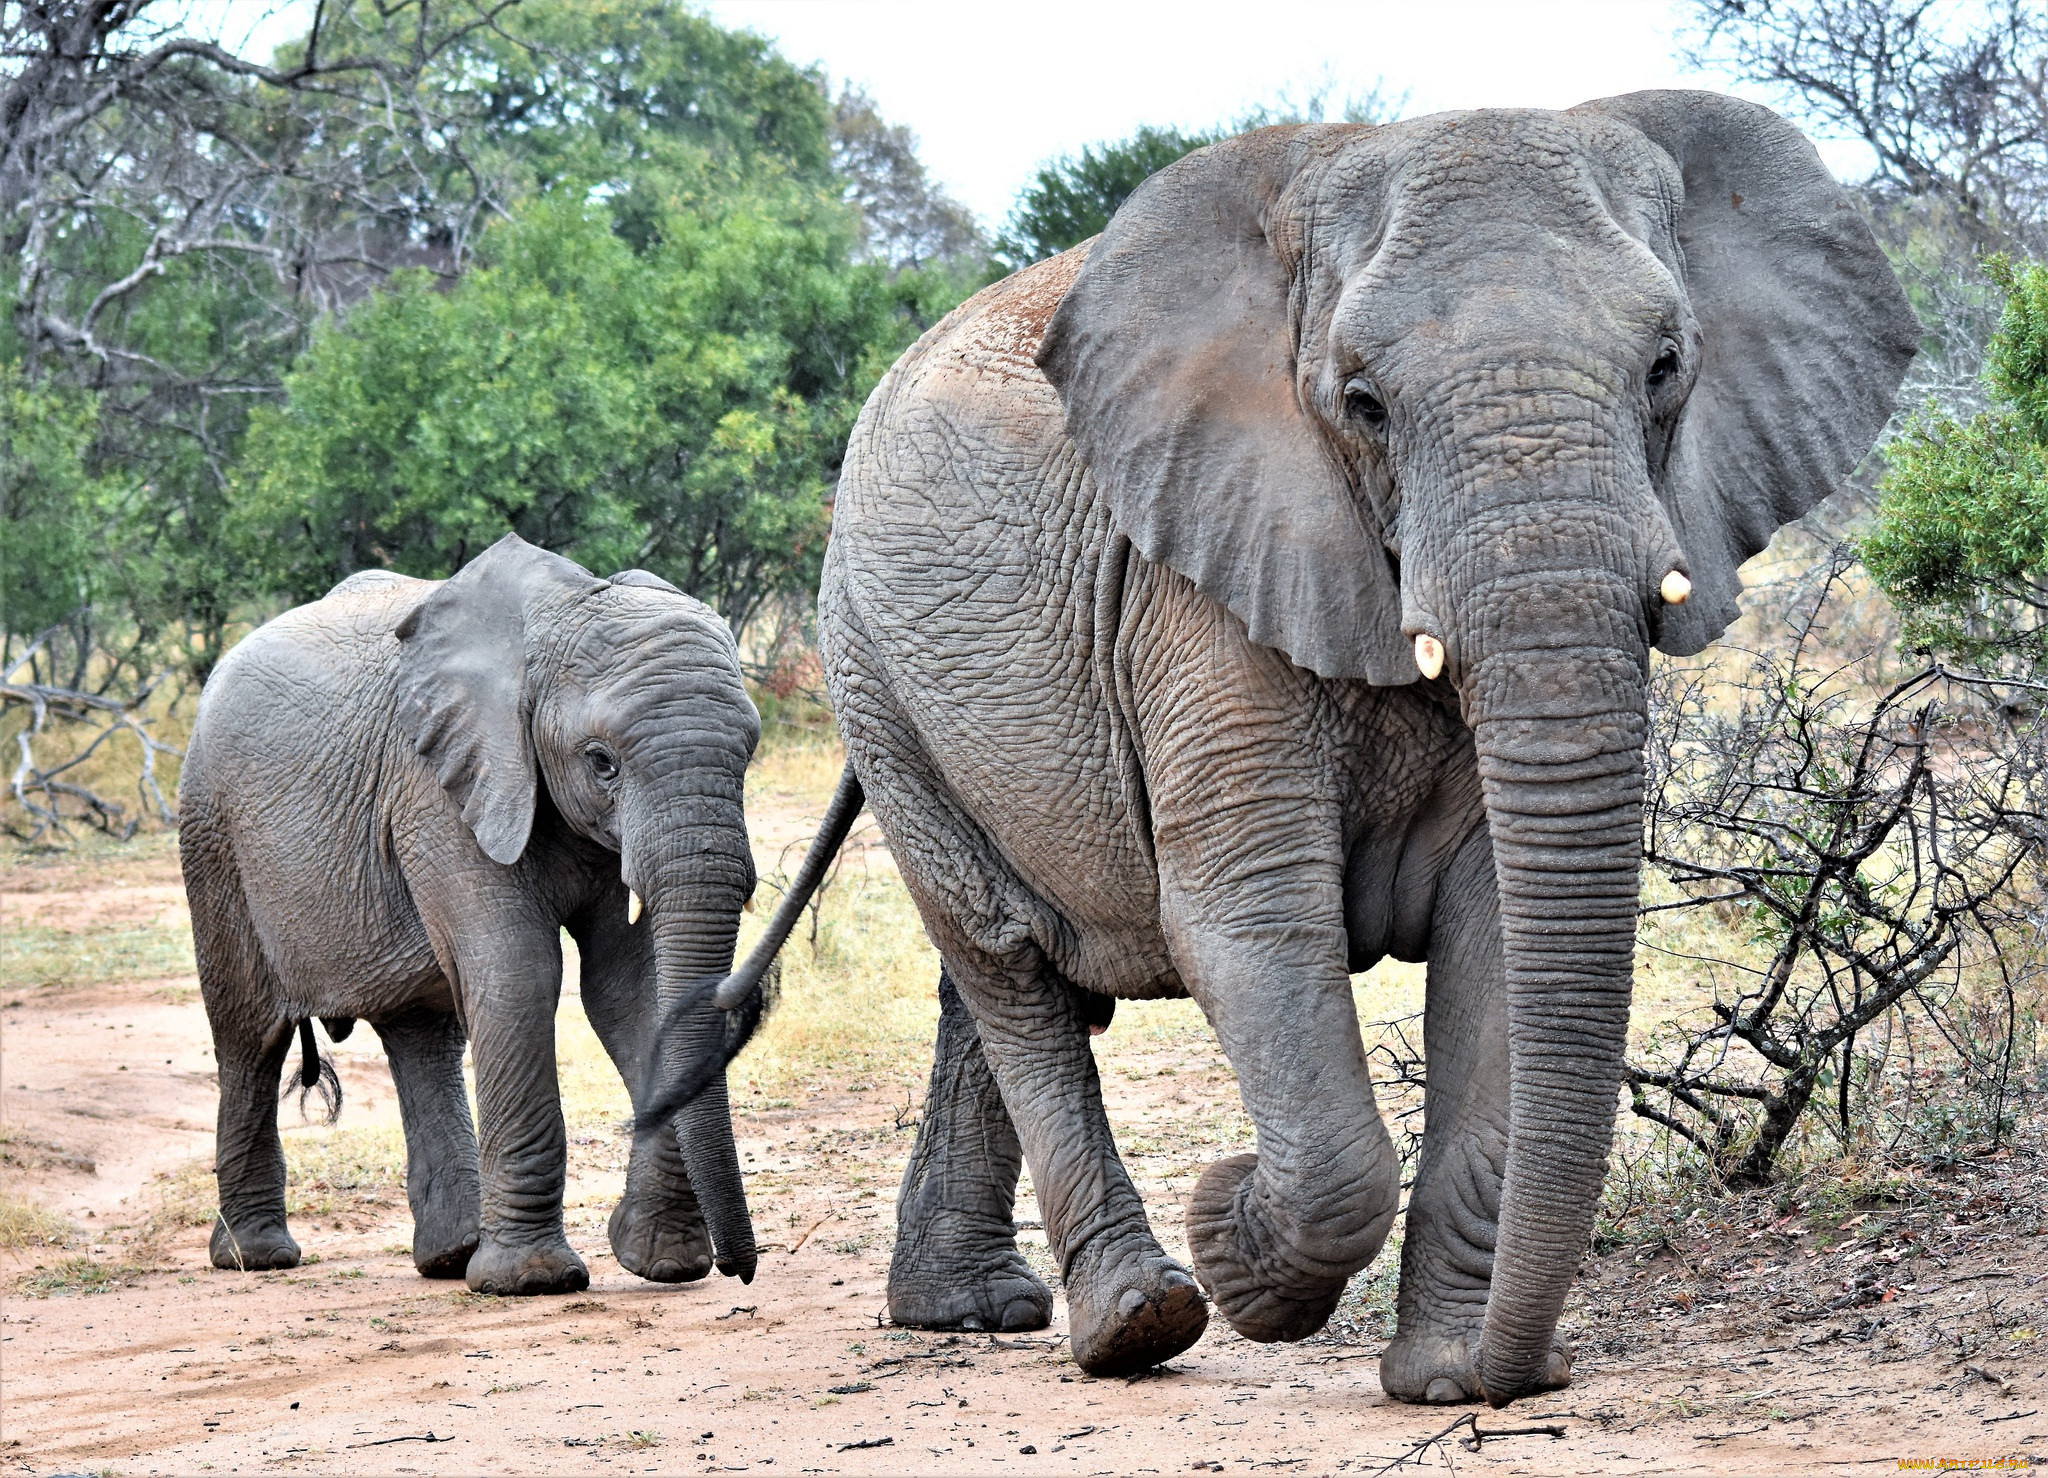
[
  {"x1": 393, "y1": 534, "x2": 605, "y2": 865},
  {"x1": 1037, "y1": 127, "x2": 1411, "y2": 685}
]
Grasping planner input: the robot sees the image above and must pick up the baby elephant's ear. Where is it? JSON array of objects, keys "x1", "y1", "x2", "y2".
[
  {"x1": 609, "y1": 568, "x2": 682, "y2": 595},
  {"x1": 394, "y1": 534, "x2": 605, "y2": 865},
  {"x1": 1037, "y1": 125, "x2": 1411, "y2": 686}
]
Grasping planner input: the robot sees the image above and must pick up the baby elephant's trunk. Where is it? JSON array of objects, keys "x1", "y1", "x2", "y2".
[{"x1": 633, "y1": 763, "x2": 866, "y2": 1132}]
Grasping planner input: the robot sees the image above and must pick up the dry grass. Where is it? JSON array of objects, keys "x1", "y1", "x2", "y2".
[
  {"x1": 0, "y1": 920, "x2": 195, "y2": 994},
  {"x1": 0, "y1": 1190, "x2": 77, "y2": 1249},
  {"x1": 17, "y1": 1254, "x2": 146, "y2": 1297}
]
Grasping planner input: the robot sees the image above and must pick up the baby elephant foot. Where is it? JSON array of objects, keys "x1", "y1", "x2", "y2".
[
  {"x1": 1379, "y1": 1328, "x2": 1573, "y2": 1405},
  {"x1": 465, "y1": 1233, "x2": 589, "y2": 1295},
  {"x1": 1064, "y1": 1239, "x2": 1209, "y2": 1377},
  {"x1": 609, "y1": 1196, "x2": 713, "y2": 1284},
  {"x1": 210, "y1": 1215, "x2": 300, "y2": 1271},
  {"x1": 1186, "y1": 1154, "x2": 1349, "y2": 1343},
  {"x1": 889, "y1": 1226, "x2": 1052, "y2": 1333}
]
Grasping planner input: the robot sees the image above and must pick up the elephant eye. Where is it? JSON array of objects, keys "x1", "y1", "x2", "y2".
[
  {"x1": 1647, "y1": 342, "x2": 1682, "y2": 390},
  {"x1": 583, "y1": 744, "x2": 620, "y2": 784},
  {"x1": 1344, "y1": 375, "x2": 1388, "y2": 429}
]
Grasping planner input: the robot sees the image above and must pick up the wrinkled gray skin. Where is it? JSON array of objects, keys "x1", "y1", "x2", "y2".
[
  {"x1": 179, "y1": 534, "x2": 760, "y2": 1295},
  {"x1": 820, "y1": 93, "x2": 1916, "y2": 1400}
]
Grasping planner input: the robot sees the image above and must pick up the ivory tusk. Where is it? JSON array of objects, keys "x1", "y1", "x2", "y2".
[
  {"x1": 627, "y1": 888, "x2": 643, "y2": 925},
  {"x1": 1414, "y1": 633, "x2": 1445, "y2": 681},
  {"x1": 1661, "y1": 569, "x2": 1692, "y2": 606}
]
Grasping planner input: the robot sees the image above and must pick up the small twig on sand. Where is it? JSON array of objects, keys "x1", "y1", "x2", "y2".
[
  {"x1": 346, "y1": 1432, "x2": 453, "y2": 1448},
  {"x1": 1461, "y1": 1417, "x2": 1569, "y2": 1452},
  {"x1": 1364, "y1": 1411, "x2": 1570, "y2": 1473},
  {"x1": 838, "y1": 1435, "x2": 894, "y2": 1451}
]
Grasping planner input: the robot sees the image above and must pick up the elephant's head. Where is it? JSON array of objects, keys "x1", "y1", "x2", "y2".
[
  {"x1": 1039, "y1": 92, "x2": 1916, "y2": 1401},
  {"x1": 393, "y1": 532, "x2": 761, "y2": 1277}
]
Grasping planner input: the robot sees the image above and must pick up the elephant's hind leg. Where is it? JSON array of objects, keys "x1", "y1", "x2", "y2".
[
  {"x1": 889, "y1": 968, "x2": 1052, "y2": 1334},
  {"x1": 184, "y1": 819, "x2": 301, "y2": 1271},
  {"x1": 375, "y1": 1006, "x2": 482, "y2": 1278},
  {"x1": 936, "y1": 942, "x2": 1207, "y2": 1376}
]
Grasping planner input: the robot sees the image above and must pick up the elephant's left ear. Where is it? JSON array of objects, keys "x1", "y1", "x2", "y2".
[
  {"x1": 394, "y1": 533, "x2": 606, "y2": 865},
  {"x1": 1573, "y1": 90, "x2": 1920, "y2": 655},
  {"x1": 1036, "y1": 126, "x2": 1412, "y2": 685}
]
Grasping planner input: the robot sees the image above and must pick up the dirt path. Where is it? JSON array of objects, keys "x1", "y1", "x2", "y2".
[{"x1": 5, "y1": 831, "x2": 2045, "y2": 1474}]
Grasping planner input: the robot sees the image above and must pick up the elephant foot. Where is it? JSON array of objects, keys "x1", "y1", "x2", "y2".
[
  {"x1": 210, "y1": 1215, "x2": 300, "y2": 1271},
  {"x1": 888, "y1": 1223, "x2": 1052, "y2": 1333},
  {"x1": 1186, "y1": 1153, "x2": 1350, "y2": 1343},
  {"x1": 465, "y1": 1233, "x2": 589, "y2": 1295},
  {"x1": 413, "y1": 1226, "x2": 479, "y2": 1279},
  {"x1": 609, "y1": 1196, "x2": 713, "y2": 1284},
  {"x1": 1064, "y1": 1238, "x2": 1208, "y2": 1377},
  {"x1": 1379, "y1": 1328, "x2": 1572, "y2": 1405}
]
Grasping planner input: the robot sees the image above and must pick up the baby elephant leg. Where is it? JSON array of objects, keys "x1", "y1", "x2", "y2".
[
  {"x1": 187, "y1": 830, "x2": 300, "y2": 1272},
  {"x1": 889, "y1": 968, "x2": 1052, "y2": 1334},
  {"x1": 375, "y1": 1006, "x2": 482, "y2": 1278},
  {"x1": 208, "y1": 1017, "x2": 300, "y2": 1271}
]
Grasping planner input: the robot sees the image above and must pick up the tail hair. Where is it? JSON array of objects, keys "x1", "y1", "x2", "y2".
[{"x1": 281, "y1": 1018, "x2": 343, "y2": 1125}]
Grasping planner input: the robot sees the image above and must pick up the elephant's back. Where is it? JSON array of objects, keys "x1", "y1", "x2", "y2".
[
  {"x1": 193, "y1": 574, "x2": 432, "y2": 781},
  {"x1": 824, "y1": 248, "x2": 1176, "y2": 997},
  {"x1": 185, "y1": 575, "x2": 441, "y2": 1005}
]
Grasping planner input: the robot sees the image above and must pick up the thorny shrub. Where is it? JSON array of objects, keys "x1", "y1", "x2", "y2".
[{"x1": 1626, "y1": 553, "x2": 2048, "y2": 1191}]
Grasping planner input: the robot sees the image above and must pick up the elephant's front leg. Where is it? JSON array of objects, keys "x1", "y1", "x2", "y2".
[
  {"x1": 1166, "y1": 861, "x2": 1403, "y2": 1344},
  {"x1": 1380, "y1": 828, "x2": 1570, "y2": 1404},
  {"x1": 410, "y1": 874, "x2": 587, "y2": 1296},
  {"x1": 889, "y1": 967, "x2": 1052, "y2": 1333},
  {"x1": 574, "y1": 909, "x2": 713, "y2": 1285}
]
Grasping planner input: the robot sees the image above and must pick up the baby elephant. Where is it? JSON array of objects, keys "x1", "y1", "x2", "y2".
[{"x1": 179, "y1": 534, "x2": 761, "y2": 1294}]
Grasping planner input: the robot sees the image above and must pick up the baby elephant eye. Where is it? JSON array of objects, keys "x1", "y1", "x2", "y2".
[
  {"x1": 584, "y1": 745, "x2": 620, "y2": 784},
  {"x1": 1344, "y1": 375, "x2": 1389, "y2": 429},
  {"x1": 1647, "y1": 342, "x2": 1682, "y2": 389}
]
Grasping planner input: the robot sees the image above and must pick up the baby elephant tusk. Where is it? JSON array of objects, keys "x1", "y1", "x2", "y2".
[
  {"x1": 1414, "y1": 633, "x2": 1445, "y2": 681},
  {"x1": 627, "y1": 888, "x2": 643, "y2": 925},
  {"x1": 1661, "y1": 569, "x2": 1692, "y2": 606}
]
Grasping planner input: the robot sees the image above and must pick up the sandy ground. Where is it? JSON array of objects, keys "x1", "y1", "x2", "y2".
[{"x1": 6, "y1": 813, "x2": 2048, "y2": 1475}]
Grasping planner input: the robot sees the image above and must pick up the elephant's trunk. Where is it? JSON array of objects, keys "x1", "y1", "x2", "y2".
[
  {"x1": 1455, "y1": 568, "x2": 1649, "y2": 1404},
  {"x1": 638, "y1": 801, "x2": 759, "y2": 1282}
]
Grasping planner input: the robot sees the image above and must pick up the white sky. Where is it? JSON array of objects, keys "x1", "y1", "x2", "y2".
[
  {"x1": 700, "y1": 0, "x2": 1873, "y2": 230},
  {"x1": 197, "y1": 0, "x2": 1877, "y2": 233}
]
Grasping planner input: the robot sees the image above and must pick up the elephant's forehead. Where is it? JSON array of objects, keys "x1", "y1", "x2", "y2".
[{"x1": 1306, "y1": 109, "x2": 1679, "y2": 268}]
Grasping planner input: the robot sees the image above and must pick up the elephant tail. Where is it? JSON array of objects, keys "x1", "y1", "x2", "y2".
[
  {"x1": 633, "y1": 763, "x2": 866, "y2": 1133},
  {"x1": 283, "y1": 1018, "x2": 343, "y2": 1125}
]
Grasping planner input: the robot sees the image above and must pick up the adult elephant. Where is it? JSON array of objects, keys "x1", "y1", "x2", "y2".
[
  {"x1": 180, "y1": 534, "x2": 761, "y2": 1295},
  {"x1": 680, "y1": 91, "x2": 1917, "y2": 1402}
]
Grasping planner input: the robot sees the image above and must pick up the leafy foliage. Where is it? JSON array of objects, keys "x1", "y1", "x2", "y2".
[
  {"x1": 998, "y1": 126, "x2": 1221, "y2": 265},
  {"x1": 1863, "y1": 256, "x2": 2048, "y2": 664},
  {"x1": 1, "y1": 0, "x2": 984, "y2": 678},
  {"x1": 236, "y1": 190, "x2": 937, "y2": 632}
]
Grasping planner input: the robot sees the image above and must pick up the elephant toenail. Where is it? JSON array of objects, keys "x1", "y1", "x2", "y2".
[
  {"x1": 999, "y1": 1299, "x2": 1042, "y2": 1332},
  {"x1": 1423, "y1": 1377, "x2": 1465, "y2": 1404},
  {"x1": 1117, "y1": 1288, "x2": 1148, "y2": 1320},
  {"x1": 960, "y1": 1313, "x2": 986, "y2": 1332},
  {"x1": 1544, "y1": 1350, "x2": 1572, "y2": 1386}
]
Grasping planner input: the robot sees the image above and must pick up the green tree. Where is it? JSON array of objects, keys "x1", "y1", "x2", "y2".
[
  {"x1": 995, "y1": 84, "x2": 1405, "y2": 267},
  {"x1": 1863, "y1": 255, "x2": 2048, "y2": 664},
  {"x1": 235, "y1": 188, "x2": 933, "y2": 636},
  {"x1": 998, "y1": 126, "x2": 1220, "y2": 265}
]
